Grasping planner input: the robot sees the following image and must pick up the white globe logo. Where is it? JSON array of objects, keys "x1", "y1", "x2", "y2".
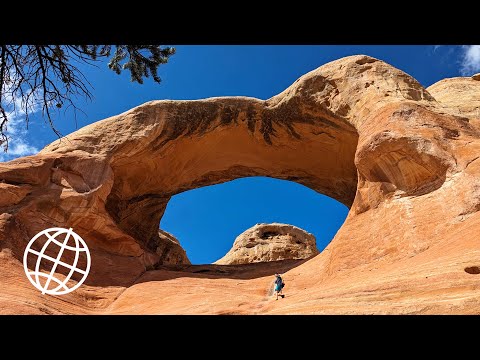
[{"x1": 23, "y1": 227, "x2": 91, "y2": 295}]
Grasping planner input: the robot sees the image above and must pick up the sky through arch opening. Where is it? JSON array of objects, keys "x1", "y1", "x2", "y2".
[{"x1": 160, "y1": 176, "x2": 349, "y2": 264}]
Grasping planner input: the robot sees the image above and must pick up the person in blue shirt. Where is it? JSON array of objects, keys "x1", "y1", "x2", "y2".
[{"x1": 274, "y1": 273, "x2": 285, "y2": 300}]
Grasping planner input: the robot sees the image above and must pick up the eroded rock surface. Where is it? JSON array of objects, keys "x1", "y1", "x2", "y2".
[{"x1": 215, "y1": 223, "x2": 318, "y2": 265}]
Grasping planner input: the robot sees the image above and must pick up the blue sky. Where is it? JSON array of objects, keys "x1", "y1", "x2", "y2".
[{"x1": 2, "y1": 45, "x2": 479, "y2": 264}]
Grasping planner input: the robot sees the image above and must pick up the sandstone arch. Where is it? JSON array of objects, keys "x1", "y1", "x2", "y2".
[{"x1": 1, "y1": 55, "x2": 479, "y2": 314}]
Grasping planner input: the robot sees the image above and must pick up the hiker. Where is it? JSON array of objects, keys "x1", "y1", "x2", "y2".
[{"x1": 274, "y1": 273, "x2": 285, "y2": 300}]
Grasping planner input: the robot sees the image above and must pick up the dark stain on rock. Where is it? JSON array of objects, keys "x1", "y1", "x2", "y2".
[
  {"x1": 151, "y1": 94, "x2": 352, "y2": 149},
  {"x1": 220, "y1": 105, "x2": 240, "y2": 126},
  {"x1": 246, "y1": 104, "x2": 257, "y2": 134},
  {"x1": 153, "y1": 102, "x2": 220, "y2": 150}
]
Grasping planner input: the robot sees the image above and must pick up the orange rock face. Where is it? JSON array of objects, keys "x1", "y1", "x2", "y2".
[
  {"x1": 215, "y1": 223, "x2": 318, "y2": 265},
  {"x1": 1, "y1": 55, "x2": 479, "y2": 314}
]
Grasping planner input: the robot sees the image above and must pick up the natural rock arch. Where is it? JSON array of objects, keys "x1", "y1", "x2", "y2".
[{"x1": 1, "y1": 55, "x2": 479, "y2": 314}]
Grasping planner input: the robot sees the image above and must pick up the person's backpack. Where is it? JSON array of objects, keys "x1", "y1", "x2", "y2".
[{"x1": 281, "y1": 281, "x2": 285, "y2": 289}]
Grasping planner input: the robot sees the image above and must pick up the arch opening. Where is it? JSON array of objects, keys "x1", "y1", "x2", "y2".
[
  {"x1": 159, "y1": 176, "x2": 349, "y2": 264},
  {"x1": 103, "y1": 102, "x2": 360, "y2": 263}
]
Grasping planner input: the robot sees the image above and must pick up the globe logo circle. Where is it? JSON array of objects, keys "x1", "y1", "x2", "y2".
[{"x1": 23, "y1": 227, "x2": 91, "y2": 295}]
